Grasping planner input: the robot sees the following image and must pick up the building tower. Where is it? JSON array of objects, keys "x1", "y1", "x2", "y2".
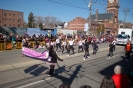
[{"x1": 107, "y1": 0, "x2": 119, "y2": 34}]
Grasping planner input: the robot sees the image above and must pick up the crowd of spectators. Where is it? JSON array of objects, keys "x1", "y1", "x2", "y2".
[{"x1": 0, "y1": 33, "x2": 115, "y2": 43}]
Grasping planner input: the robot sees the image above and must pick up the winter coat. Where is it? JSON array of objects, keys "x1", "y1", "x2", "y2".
[{"x1": 48, "y1": 50, "x2": 62, "y2": 63}]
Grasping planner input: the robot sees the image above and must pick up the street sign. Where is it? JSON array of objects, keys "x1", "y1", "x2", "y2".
[{"x1": 84, "y1": 23, "x2": 89, "y2": 32}]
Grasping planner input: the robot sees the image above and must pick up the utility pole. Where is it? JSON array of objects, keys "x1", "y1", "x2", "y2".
[
  {"x1": 88, "y1": 0, "x2": 92, "y2": 35},
  {"x1": 123, "y1": 8, "x2": 130, "y2": 28}
]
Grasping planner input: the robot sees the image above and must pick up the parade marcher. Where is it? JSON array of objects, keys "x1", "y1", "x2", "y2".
[
  {"x1": 92, "y1": 41, "x2": 97, "y2": 55},
  {"x1": 78, "y1": 38, "x2": 84, "y2": 53},
  {"x1": 50, "y1": 40, "x2": 56, "y2": 48},
  {"x1": 55, "y1": 37, "x2": 62, "y2": 53},
  {"x1": 83, "y1": 39, "x2": 90, "y2": 60},
  {"x1": 112, "y1": 38, "x2": 116, "y2": 51},
  {"x1": 96, "y1": 41, "x2": 99, "y2": 51},
  {"x1": 61, "y1": 39, "x2": 68, "y2": 54},
  {"x1": 47, "y1": 45, "x2": 63, "y2": 77},
  {"x1": 108, "y1": 41, "x2": 114, "y2": 58},
  {"x1": 67, "y1": 38, "x2": 75, "y2": 56},
  {"x1": 124, "y1": 40, "x2": 132, "y2": 61}
]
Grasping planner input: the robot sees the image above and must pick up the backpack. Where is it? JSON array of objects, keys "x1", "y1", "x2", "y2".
[{"x1": 126, "y1": 44, "x2": 131, "y2": 51}]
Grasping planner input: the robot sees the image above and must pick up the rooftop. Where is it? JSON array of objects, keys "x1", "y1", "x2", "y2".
[{"x1": 88, "y1": 13, "x2": 113, "y2": 20}]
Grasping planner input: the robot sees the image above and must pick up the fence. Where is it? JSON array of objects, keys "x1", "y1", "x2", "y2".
[{"x1": 0, "y1": 41, "x2": 45, "y2": 51}]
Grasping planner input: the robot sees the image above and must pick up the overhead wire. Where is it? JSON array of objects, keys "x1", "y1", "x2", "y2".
[{"x1": 0, "y1": 0, "x2": 132, "y2": 23}]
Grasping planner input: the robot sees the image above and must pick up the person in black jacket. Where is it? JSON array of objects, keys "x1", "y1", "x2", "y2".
[
  {"x1": 83, "y1": 39, "x2": 90, "y2": 60},
  {"x1": 92, "y1": 41, "x2": 97, "y2": 55},
  {"x1": 47, "y1": 45, "x2": 63, "y2": 77},
  {"x1": 108, "y1": 41, "x2": 114, "y2": 58}
]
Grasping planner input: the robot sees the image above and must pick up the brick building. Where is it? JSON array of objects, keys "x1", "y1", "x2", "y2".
[
  {"x1": 89, "y1": 0, "x2": 119, "y2": 35},
  {"x1": 0, "y1": 9, "x2": 24, "y2": 28},
  {"x1": 67, "y1": 0, "x2": 120, "y2": 35},
  {"x1": 67, "y1": 17, "x2": 88, "y2": 31}
]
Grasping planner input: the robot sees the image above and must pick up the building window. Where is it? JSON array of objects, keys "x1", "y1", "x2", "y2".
[
  {"x1": 4, "y1": 18, "x2": 6, "y2": 21},
  {"x1": 120, "y1": 25, "x2": 123, "y2": 28},
  {"x1": 10, "y1": 19, "x2": 12, "y2": 21},
  {"x1": 13, "y1": 14, "x2": 15, "y2": 17},
  {"x1": 4, "y1": 24, "x2": 7, "y2": 27},
  {"x1": 0, "y1": 15, "x2": 1, "y2": 18},
  {"x1": 18, "y1": 24, "x2": 20, "y2": 27},
  {"x1": 18, "y1": 19, "x2": 21, "y2": 22},
  {"x1": 10, "y1": 13, "x2": 11, "y2": 16},
  {"x1": 121, "y1": 32, "x2": 125, "y2": 34},
  {"x1": 0, "y1": 20, "x2": 1, "y2": 23},
  {"x1": 4, "y1": 13, "x2": 6, "y2": 16},
  {"x1": 10, "y1": 24, "x2": 11, "y2": 27},
  {"x1": 13, "y1": 19, "x2": 15, "y2": 22},
  {"x1": 18, "y1": 14, "x2": 21, "y2": 17}
]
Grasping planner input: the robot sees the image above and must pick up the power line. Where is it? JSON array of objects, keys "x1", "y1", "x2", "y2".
[
  {"x1": 0, "y1": 4, "x2": 78, "y2": 20},
  {"x1": 47, "y1": 0, "x2": 89, "y2": 10},
  {"x1": 123, "y1": 8, "x2": 130, "y2": 27}
]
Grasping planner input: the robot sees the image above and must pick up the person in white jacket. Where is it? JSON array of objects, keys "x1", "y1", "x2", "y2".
[
  {"x1": 61, "y1": 39, "x2": 68, "y2": 54},
  {"x1": 77, "y1": 38, "x2": 84, "y2": 53}
]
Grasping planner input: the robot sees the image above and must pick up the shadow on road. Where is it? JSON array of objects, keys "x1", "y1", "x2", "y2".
[
  {"x1": 99, "y1": 51, "x2": 133, "y2": 87},
  {"x1": 43, "y1": 64, "x2": 82, "y2": 87},
  {"x1": 24, "y1": 64, "x2": 48, "y2": 76}
]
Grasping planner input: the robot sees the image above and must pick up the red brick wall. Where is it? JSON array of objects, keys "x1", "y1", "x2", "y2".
[
  {"x1": 0, "y1": 9, "x2": 24, "y2": 28},
  {"x1": 68, "y1": 17, "x2": 88, "y2": 31}
]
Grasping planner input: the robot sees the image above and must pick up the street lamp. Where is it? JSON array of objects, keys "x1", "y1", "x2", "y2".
[{"x1": 87, "y1": 0, "x2": 92, "y2": 35}]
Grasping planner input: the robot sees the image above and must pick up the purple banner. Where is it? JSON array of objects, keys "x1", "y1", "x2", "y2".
[{"x1": 22, "y1": 47, "x2": 49, "y2": 60}]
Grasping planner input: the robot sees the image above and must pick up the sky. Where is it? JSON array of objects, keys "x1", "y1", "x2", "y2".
[{"x1": 0, "y1": 0, "x2": 133, "y2": 23}]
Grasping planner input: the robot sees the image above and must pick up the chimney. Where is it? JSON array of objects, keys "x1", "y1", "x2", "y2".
[{"x1": 96, "y1": 9, "x2": 98, "y2": 21}]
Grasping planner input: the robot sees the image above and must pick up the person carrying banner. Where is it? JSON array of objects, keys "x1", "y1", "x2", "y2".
[
  {"x1": 124, "y1": 40, "x2": 132, "y2": 61},
  {"x1": 47, "y1": 45, "x2": 63, "y2": 77}
]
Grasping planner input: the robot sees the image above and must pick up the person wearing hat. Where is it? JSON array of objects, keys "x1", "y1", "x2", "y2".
[
  {"x1": 112, "y1": 65, "x2": 129, "y2": 88},
  {"x1": 46, "y1": 45, "x2": 63, "y2": 77}
]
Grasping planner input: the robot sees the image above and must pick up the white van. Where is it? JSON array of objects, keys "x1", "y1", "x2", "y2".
[{"x1": 116, "y1": 28, "x2": 133, "y2": 45}]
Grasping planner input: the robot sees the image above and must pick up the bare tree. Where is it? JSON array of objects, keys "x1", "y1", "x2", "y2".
[
  {"x1": 34, "y1": 16, "x2": 44, "y2": 28},
  {"x1": 43, "y1": 16, "x2": 63, "y2": 29}
]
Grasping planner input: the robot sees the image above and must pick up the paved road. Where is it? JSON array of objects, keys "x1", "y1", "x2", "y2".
[
  {"x1": 0, "y1": 43, "x2": 110, "y2": 71},
  {"x1": 1, "y1": 44, "x2": 132, "y2": 88}
]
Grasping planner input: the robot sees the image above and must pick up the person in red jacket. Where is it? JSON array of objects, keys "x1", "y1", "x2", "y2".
[{"x1": 112, "y1": 65, "x2": 130, "y2": 88}]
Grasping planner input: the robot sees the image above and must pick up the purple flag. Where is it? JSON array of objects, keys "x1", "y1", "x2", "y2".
[{"x1": 22, "y1": 47, "x2": 49, "y2": 60}]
